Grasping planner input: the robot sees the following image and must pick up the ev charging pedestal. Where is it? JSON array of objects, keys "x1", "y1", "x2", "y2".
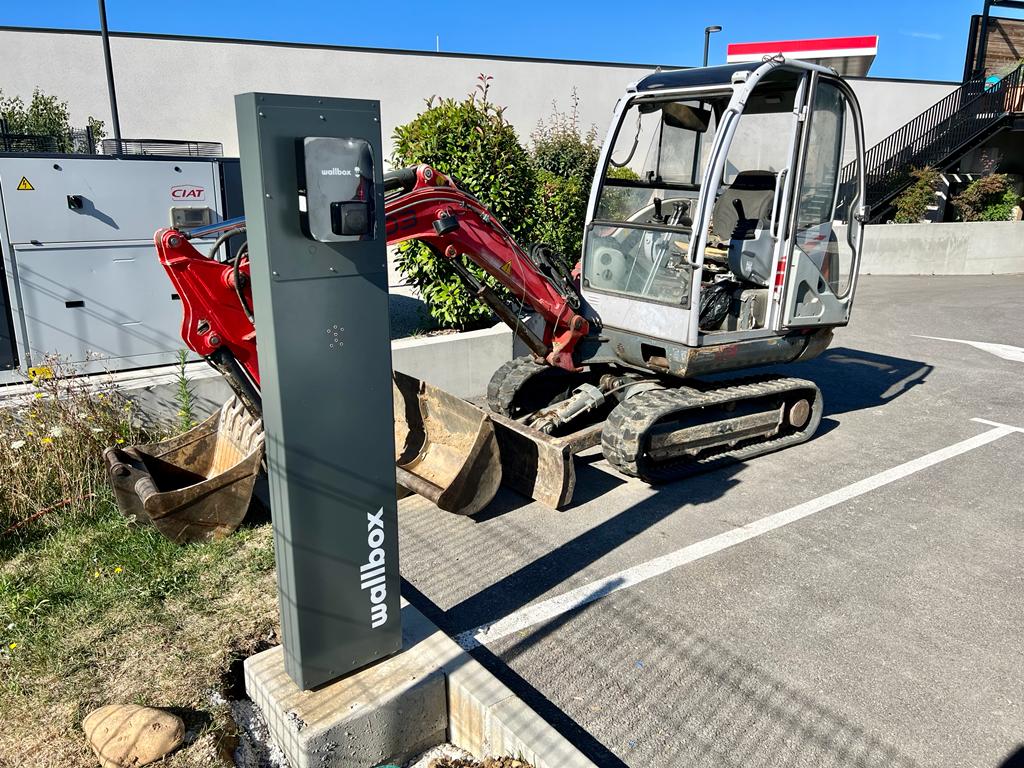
[{"x1": 235, "y1": 93, "x2": 401, "y2": 691}]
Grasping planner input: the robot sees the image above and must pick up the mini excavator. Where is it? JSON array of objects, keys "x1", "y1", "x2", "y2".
[{"x1": 106, "y1": 58, "x2": 868, "y2": 539}]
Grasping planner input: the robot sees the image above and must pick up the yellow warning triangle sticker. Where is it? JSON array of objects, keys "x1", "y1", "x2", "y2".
[{"x1": 16, "y1": 177, "x2": 34, "y2": 191}]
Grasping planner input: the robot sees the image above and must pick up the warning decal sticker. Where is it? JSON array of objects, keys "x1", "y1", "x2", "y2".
[{"x1": 16, "y1": 177, "x2": 34, "y2": 191}]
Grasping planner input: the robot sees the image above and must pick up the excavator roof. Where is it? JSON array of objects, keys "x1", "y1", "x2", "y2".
[{"x1": 633, "y1": 61, "x2": 804, "y2": 94}]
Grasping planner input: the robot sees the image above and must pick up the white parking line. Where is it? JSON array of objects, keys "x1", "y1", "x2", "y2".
[
  {"x1": 455, "y1": 422, "x2": 1020, "y2": 650},
  {"x1": 971, "y1": 417, "x2": 1024, "y2": 433},
  {"x1": 914, "y1": 335, "x2": 1024, "y2": 363}
]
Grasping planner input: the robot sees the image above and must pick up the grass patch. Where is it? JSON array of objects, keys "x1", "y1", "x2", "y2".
[{"x1": 0, "y1": 363, "x2": 279, "y2": 766}]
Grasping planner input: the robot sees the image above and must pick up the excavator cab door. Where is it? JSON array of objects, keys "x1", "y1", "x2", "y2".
[{"x1": 773, "y1": 73, "x2": 867, "y2": 330}]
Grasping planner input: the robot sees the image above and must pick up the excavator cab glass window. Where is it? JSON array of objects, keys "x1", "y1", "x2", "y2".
[{"x1": 584, "y1": 97, "x2": 722, "y2": 304}]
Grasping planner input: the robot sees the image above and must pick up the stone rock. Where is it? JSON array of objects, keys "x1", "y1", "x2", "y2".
[{"x1": 82, "y1": 704, "x2": 185, "y2": 768}]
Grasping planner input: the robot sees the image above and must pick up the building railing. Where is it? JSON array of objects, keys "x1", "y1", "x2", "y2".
[{"x1": 839, "y1": 62, "x2": 1024, "y2": 220}]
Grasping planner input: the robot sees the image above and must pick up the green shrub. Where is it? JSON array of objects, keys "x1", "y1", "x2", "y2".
[
  {"x1": 892, "y1": 166, "x2": 940, "y2": 223},
  {"x1": 531, "y1": 91, "x2": 600, "y2": 180},
  {"x1": 530, "y1": 92, "x2": 601, "y2": 266},
  {"x1": 951, "y1": 173, "x2": 1020, "y2": 221},
  {"x1": 391, "y1": 76, "x2": 537, "y2": 328},
  {"x1": 0, "y1": 88, "x2": 105, "y2": 151}
]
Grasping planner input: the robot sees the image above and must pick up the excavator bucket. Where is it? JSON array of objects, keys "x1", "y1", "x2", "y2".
[
  {"x1": 392, "y1": 370, "x2": 502, "y2": 516},
  {"x1": 106, "y1": 374, "x2": 503, "y2": 541},
  {"x1": 104, "y1": 396, "x2": 264, "y2": 543}
]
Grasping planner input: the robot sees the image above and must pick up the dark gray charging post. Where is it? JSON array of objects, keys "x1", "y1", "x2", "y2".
[{"x1": 235, "y1": 93, "x2": 401, "y2": 690}]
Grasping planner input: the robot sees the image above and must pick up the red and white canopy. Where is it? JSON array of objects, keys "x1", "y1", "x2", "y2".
[{"x1": 726, "y1": 35, "x2": 878, "y2": 76}]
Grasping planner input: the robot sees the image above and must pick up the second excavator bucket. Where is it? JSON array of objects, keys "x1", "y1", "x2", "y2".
[
  {"x1": 392, "y1": 370, "x2": 502, "y2": 516},
  {"x1": 106, "y1": 373, "x2": 505, "y2": 541},
  {"x1": 104, "y1": 396, "x2": 265, "y2": 543}
]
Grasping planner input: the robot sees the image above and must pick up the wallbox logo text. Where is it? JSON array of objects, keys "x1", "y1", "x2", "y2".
[
  {"x1": 321, "y1": 167, "x2": 354, "y2": 176},
  {"x1": 360, "y1": 507, "x2": 388, "y2": 628}
]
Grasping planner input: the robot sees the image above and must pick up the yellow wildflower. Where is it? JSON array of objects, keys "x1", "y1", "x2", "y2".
[
  {"x1": 40, "y1": 437, "x2": 53, "y2": 445},
  {"x1": 93, "y1": 570, "x2": 100, "y2": 578},
  {"x1": 114, "y1": 566, "x2": 123, "y2": 574},
  {"x1": 7, "y1": 642, "x2": 16, "y2": 650},
  {"x1": 97, "y1": 393, "x2": 105, "y2": 400},
  {"x1": 115, "y1": 438, "x2": 125, "y2": 444},
  {"x1": 33, "y1": 392, "x2": 43, "y2": 400}
]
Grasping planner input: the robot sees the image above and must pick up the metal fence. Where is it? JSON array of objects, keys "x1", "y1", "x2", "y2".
[
  {"x1": 100, "y1": 138, "x2": 223, "y2": 157},
  {"x1": 0, "y1": 122, "x2": 222, "y2": 158},
  {"x1": 0, "y1": 121, "x2": 97, "y2": 154}
]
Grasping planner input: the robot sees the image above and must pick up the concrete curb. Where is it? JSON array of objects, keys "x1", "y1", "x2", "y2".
[{"x1": 245, "y1": 601, "x2": 596, "y2": 768}]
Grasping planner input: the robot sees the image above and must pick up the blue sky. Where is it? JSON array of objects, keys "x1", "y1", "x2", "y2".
[{"x1": 2, "y1": 0, "x2": 1020, "y2": 81}]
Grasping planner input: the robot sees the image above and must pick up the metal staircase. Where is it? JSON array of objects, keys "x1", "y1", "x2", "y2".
[{"x1": 839, "y1": 63, "x2": 1024, "y2": 222}]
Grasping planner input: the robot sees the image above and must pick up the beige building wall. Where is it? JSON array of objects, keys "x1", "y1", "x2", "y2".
[{"x1": 0, "y1": 28, "x2": 958, "y2": 163}]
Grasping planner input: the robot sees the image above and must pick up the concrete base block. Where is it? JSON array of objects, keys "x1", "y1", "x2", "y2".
[
  {"x1": 245, "y1": 603, "x2": 597, "y2": 768},
  {"x1": 244, "y1": 644, "x2": 446, "y2": 768}
]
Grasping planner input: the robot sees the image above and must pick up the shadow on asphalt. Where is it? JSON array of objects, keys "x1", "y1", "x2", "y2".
[
  {"x1": 767, "y1": 346, "x2": 934, "y2": 417},
  {"x1": 402, "y1": 346, "x2": 938, "y2": 766},
  {"x1": 404, "y1": 571, "x2": 926, "y2": 768},
  {"x1": 437, "y1": 462, "x2": 745, "y2": 635},
  {"x1": 403, "y1": 577, "x2": 633, "y2": 768},
  {"x1": 440, "y1": 347, "x2": 933, "y2": 632}
]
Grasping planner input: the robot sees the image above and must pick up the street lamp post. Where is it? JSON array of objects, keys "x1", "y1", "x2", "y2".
[
  {"x1": 703, "y1": 25, "x2": 723, "y2": 67},
  {"x1": 98, "y1": 0, "x2": 123, "y2": 154}
]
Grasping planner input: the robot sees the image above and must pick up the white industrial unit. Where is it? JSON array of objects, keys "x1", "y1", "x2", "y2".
[{"x1": 0, "y1": 155, "x2": 240, "y2": 384}]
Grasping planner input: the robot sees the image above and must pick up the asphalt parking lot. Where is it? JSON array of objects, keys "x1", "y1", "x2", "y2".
[{"x1": 398, "y1": 274, "x2": 1024, "y2": 768}]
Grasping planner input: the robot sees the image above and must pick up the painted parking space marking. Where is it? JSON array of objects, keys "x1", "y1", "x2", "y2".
[
  {"x1": 455, "y1": 421, "x2": 1021, "y2": 650},
  {"x1": 971, "y1": 417, "x2": 1024, "y2": 433},
  {"x1": 914, "y1": 335, "x2": 1024, "y2": 363}
]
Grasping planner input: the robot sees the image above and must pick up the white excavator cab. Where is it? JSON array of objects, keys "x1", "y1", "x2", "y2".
[{"x1": 581, "y1": 59, "x2": 867, "y2": 349}]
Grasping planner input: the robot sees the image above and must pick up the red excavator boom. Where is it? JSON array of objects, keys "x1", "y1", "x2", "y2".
[{"x1": 155, "y1": 164, "x2": 588, "y2": 396}]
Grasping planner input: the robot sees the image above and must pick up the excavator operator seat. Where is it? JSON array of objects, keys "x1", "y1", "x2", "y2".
[{"x1": 710, "y1": 170, "x2": 776, "y2": 287}]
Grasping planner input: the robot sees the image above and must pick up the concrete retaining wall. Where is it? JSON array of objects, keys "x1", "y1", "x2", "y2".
[
  {"x1": 855, "y1": 221, "x2": 1024, "y2": 275},
  {"x1": 391, "y1": 325, "x2": 514, "y2": 400}
]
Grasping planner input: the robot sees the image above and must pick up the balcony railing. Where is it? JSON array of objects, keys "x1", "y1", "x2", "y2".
[{"x1": 839, "y1": 62, "x2": 1024, "y2": 220}]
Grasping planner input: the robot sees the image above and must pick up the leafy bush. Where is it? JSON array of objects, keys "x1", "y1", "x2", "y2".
[
  {"x1": 391, "y1": 76, "x2": 537, "y2": 328},
  {"x1": 951, "y1": 173, "x2": 1020, "y2": 221},
  {"x1": 0, "y1": 88, "x2": 105, "y2": 151},
  {"x1": 530, "y1": 92, "x2": 600, "y2": 265},
  {"x1": 531, "y1": 91, "x2": 600, "y2": 180},
  {"x1": 892, "y1": 166, "x2": 941, "y2": 223}
]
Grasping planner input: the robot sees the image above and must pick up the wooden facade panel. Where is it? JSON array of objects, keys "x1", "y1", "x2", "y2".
[{"x1": 966, "y1": 15, "x2": 1024, "y2": 78}]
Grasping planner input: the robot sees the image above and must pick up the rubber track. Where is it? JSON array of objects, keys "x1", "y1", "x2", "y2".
[
  {"x1": 601, "y1": 375, "x2": 822, "y2": 483},
  {"x1": 486, "y1": 356, "x2": 552, "y2": 416}
]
